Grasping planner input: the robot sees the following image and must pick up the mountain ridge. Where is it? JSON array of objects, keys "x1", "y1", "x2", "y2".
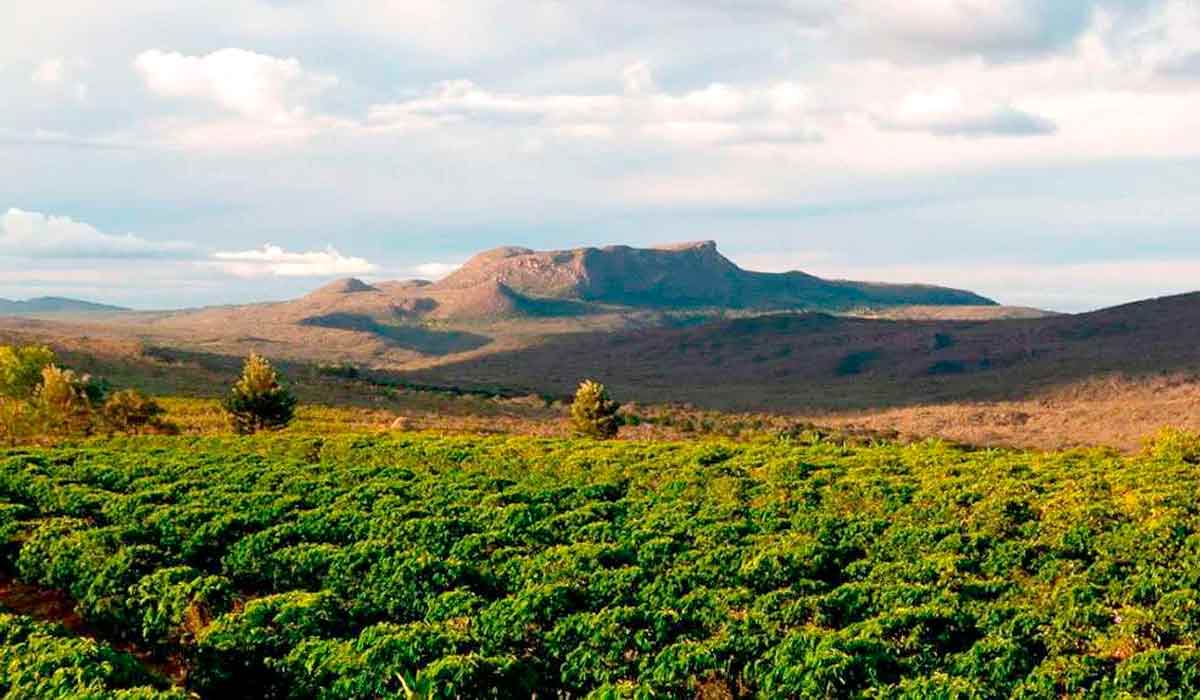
[
  {"x1": 432, "y1": 240, "x2": 995, "y2": 311},
  {"x1": 0, "y1": 296, "x2": 129, "y2": 314},
  {"x1": 9, "y1": 241, "x2": 1022, "y2": 368}
]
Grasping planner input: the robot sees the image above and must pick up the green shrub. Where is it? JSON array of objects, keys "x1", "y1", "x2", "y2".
[
  {"x1": 4, "y1": 433, "x2": 1200, "y2": 695},
  {"x1": 221, "y1": 353, "x2": 297, "y2": 434},
  {"x1": 0, "y1": 344, "x2": 55, "y2": 399},
  {"x1": 835, "y1": 350, "x2": 880, "y2": 376},
  {"x1": 102, "y1": 389, "x2": 175, "y2": 435},
  {"x1": 0, "y1": 398, "x2": 36, "y2": 446},
  {"x1": 570, "y1": 380, "x2": 620, "y2": 439},
  {"x1": 33, "y1": 364, "x2": 99, "y2": 435},
  {"x1": 1143, "y1": 427, "x2": 1200, "y2": 464}
]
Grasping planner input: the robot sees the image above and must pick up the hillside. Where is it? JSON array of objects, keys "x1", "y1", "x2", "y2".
[
  {"x1": 4, "y1": 240, "x2": 992, "y2": 367},
  {"x1": 410, "y1": 291, "x2": 1200, "y2": 407},
  {"x1": 387, "y1": 290, "x2": 1200, "y2": 448},
  {"x1": 5, "y1": 286, "x2": 1197, "y2": 450},
  {"x1": 0, "y1": 296, "x2": 128, "y2": 314}
]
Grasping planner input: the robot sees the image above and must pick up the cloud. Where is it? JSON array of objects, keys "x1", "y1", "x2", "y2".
[
  {"x1": 411, "y1": 262, "x2": 461, "y2": 278},
  {"x1": 878, "y1": 88, "x2": 1056, "y2": 137},
  {"x1": 134, "y1": 48, "x2": 337, "y2": 123},
  {"x1": 211, "y1": 244, "x2": 378, "y2": 278},
  {"x1": 1142, "y1": 0, "x2": 1200, "y2": 77},
  {"x1": 0, "y1": 208, "x2": 198, "y2": 259},
  {"x1": 838, "y1": 0, "x2": 1155, "y2": 61},
  {"x1": 28, "y1": 57, "x2": 88, "y2": 102},
  {"x1": 31, "y1": 59, "x2": 65, "y2": 85},
  {"x1": 368, "y1": 64, "x2": 820, "y2": 146}
]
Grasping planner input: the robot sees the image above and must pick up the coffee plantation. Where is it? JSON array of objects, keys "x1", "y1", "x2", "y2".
[{"x1": 1, "y1": 432, "x2": 1199, "y2": 698}]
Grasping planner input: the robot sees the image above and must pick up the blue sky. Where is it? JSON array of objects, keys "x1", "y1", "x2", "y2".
[{"x1": 2, "y1": 0, "x2": 1199, "y2": 311}]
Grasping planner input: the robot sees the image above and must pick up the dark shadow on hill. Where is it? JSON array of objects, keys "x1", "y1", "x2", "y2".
[
  {"x1": 393, "y1": 293, "x2": 1200, "y2": 413},
  {"x1": 300, "y1": 313, "x2": 492, "y2": 355},
  {"x1": 513, "y1": 296, "x2": 601, "y2": 317}
]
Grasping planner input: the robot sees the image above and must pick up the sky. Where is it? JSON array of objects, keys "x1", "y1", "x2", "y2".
[{"x1": 2, "y1": 0, "x2": 1199, "y2": 312}]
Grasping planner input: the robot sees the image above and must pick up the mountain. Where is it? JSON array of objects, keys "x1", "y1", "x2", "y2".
[
  {"x1": 8, "y1": 241, "x2": 999, "y2": 367},
  {"x1": 0, "y1": 296, "x2": 129, "y2": 314},
  {"x1": 436, "y1": 241, "x2": 995, "y2": 311}
]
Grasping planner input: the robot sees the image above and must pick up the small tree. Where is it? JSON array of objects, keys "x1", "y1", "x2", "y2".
[
  {"x1": 570, "y1": 379, "x2": 621, "y2": 439},
  {"x1": 102, "y1": 389, "x2": 174, "y2": 435},
  {"x1": 0, "y1": 344, "x2": 56, "y2": 400},
  {"x1": 0, "y1": 399, "x2": 35, "y2": 446},
  {"x1": 34, "y1": 364, "x2": 97, "y2": 435},
  {"x1": 222, "y1": 353, "x2": 296, "y2": 434}
]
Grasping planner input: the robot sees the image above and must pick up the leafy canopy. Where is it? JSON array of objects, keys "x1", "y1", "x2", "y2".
[
  {"x1": 570, "y1": 379, "x2": 620, "y2": 439},
  {"x1": 0, "y1": 344, "x2": 55, "y2": 400},
  {"x1": 222, "y1": 353, "x2": 297, "y2": 434},
  {"x1": 102, "y1": 389, "x2": 172, "y2": 435}
]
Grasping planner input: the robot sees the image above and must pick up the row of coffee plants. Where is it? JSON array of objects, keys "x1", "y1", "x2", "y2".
[
  {"x1": 0, "y1": 431, "x2": 1198, "y2": 697},
  {"x1": 0, "y1": 612, "x2": 184, "y2": 698}
]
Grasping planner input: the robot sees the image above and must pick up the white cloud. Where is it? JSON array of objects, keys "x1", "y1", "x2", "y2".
[
  {"x1": 412, "y1": 262, "x2": 461, "y2": 278},
  {"x1": 837, "y1": 0, "x2": 1140, "y2": 61},
  {"x1": 4, "y1": 0, "x2": 1200, "y2": 312},
  {"x1": 31, "y1": 58, "x2": 65, "y2": 84},
  {"x1": 879, "y1": 88, "x2": 1056, "y2": 136},
  {"x1": 368, "y1": 63, "x2": 820, "y2": 146},
  {"x1": 0, "y1": 208, "x2": 197, "y2": 259},
  {"x1": 1140, "y1": 0, "x2": 1200, "y2": 77},
  {"x1": 211, "y1": 244, "x2": 378, "y2": 278},
  {"x1": 134, "y1": 48, "x2": 337, "y2": 123},
  {"x1": 28, "y1": 57, "x2": 88, "y2": 102}
]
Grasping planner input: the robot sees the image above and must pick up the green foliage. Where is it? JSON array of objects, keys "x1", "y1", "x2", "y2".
[
  {"x1": 0, "y1": 433, "x2": 1199, "y2": 696},
  {"x1": 0, "y1": 613, "x2": 184, "y2": 698},
  {"x1": 0, "y1": 398, "x2": 36, "y2": 446},
  {"x1": 1143, "y1": 427, "x2": 1200, "y2": 463},
  {"x1": 221, "y1": 353, "x2": 297, "y2": 434},
  {"x1": 34, "y1": 364, "x2": 100, "y2": 435},
  {"x1": 317, "y1": 362, "x2": 360, "y2": 379},
  {"x1": 0, "y1": 344, "x2": 161, "y2": 443},
  {"x1": 0, "y1": 344, "x2": 55, "y2": 399},
  {"x1": 835, "y1": 350, "x2": 880, "y2": 376},
  {"x1": 570, "y1": 379, "x2": 620, "y2": 439},
  {"x1": 102, "y1": 389, "x2": 175, "y2": 435}
]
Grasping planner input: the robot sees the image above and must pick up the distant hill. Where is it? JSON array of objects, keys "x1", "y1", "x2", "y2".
[
  {"x1": 49, "y1": 240, "x2": 995, "y2": 365},
  {"x1": 406, "y1": 290, "x2": 1200, "y2": 414},
  {"x1": 54, "y1": 240, "x2": 1003, "y2": 365},
  {"x1": 5, "y1": 286, "x2": 1200, "y2": 451},
  {"x1": 187, "y1": 240, "x2": 994, "y2": 326},
  {"x1": 0, "y1": 296, "x2": 129, "y2": 314},
  {"x1": 436, "y1": 241, "x2": 995, "y2": 311}
]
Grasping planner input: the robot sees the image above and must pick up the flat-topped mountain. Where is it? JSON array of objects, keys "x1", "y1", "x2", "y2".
[
  {"x1": 0, "y1": 296, "x2": 129, "y2": 314},
  {"x1": 41, "y1": 240, "x2": 1007, "y2": 366},
  {"x1": 436, "y1": 241, "x2": 994, "y2": 310}
]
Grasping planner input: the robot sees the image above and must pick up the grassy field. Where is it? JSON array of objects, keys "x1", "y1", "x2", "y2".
[{"x1": 2, "y1": 431, "x2": 1200, "y2": 697}]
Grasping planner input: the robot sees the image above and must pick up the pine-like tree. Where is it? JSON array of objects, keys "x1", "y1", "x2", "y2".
[
  {"x1": 570, "y1": 379, "x2": 621, "y2": 439},
  {"x1": 222, "y1": 353, "x2": 297, "y2": 434}
]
